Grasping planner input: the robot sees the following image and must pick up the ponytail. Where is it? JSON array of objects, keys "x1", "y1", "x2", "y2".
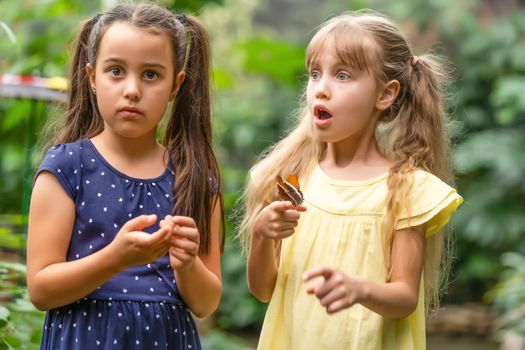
[
  {"x1": 383, "y1": 54, "x2": 452, "y2": 312},
  {"x1": 164, "y1": 15, "x2": 225, "y2": 254},
  {"x1": 41, "y1": 4, "x2": 225, "y2": 254},
  {"x1": 55, "y1": 17, "x2": 104, "y2": 145}
]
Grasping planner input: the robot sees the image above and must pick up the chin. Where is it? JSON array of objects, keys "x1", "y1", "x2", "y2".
[{"x1": 314, "y1": 129, "x2": 337, "y2": 143}]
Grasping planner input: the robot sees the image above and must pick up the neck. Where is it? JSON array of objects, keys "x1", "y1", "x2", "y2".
[
  {"x1": 321, "y1": 118, "x2": 391, "y2": 181},
  {"x1": 92, "y1": 127, "x2": 165, "y2": 164},
  {"x1": 325, "y1": 117, "x2": 383, "y2": 166}
]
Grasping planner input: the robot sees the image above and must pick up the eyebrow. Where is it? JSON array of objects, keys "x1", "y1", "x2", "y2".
[
  {"x1": 102, "y1": 57, "x2": 167, "y2": 70},
  {"x1": 308, "y1": 62, "x2": 355, "y2": 71}
]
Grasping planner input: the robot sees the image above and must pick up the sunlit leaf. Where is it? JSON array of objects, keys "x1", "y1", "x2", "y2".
[{"x1": 0, "y1": 21, "x2": 17, "y2": 46}]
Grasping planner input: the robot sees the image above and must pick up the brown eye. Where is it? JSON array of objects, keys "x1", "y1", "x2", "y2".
[{"x1": 144, "y1": 70, "x2": 157, "y2": 80}]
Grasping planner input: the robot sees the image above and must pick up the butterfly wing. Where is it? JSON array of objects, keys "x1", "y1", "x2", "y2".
[
  {"x1": 276, "y1": 174, "x2": 303, "y2": 206},
  {"x1": 277, "y1": 176, "x2": 294, "y2": 203},
  {"x1": 286, "y1": 174, "x2": 300, "y2": 190}
]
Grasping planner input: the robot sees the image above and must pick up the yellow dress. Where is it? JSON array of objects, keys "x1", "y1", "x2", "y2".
[{"x1": 257, "y1": 164, "x2": 463, "y2": 350}]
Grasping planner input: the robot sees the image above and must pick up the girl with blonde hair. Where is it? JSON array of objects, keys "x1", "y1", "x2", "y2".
[{"x1": 240, "y1": 11, "x2": 463, "y2": 350}]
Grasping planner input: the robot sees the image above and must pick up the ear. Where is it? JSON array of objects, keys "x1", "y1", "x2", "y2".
[
  {"x1": 170, "y1": 71, "x2": 186, "y2": 101},
  {"x1": 376, "y1": 80, "x2": 400, "y2": 111},
  {"x1": 86, "y1": 63, "x2": 96, "y2": 91}
]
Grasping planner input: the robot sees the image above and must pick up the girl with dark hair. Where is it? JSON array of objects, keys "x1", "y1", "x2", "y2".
[{"x1": 26, "y1": 3, "x2": 224, "y2": 349}]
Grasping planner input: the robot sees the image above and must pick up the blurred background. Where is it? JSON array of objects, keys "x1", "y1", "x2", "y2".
[{"x1": 1, "y1": 0, "x2": 525, "y2": 349}]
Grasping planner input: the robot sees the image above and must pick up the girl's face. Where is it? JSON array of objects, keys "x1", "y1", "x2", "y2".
[
  {"x1": 306, "y1": 43, "x2": 383, "y2": 145},
  {"x1": 87, "y1": 22, "x2": 179, "y2": 140}
]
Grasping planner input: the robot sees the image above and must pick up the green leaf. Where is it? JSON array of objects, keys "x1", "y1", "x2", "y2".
[
  {"x1": 0, "y1": 21, "x2": 17, "y2": 46},
  {"x1": 237, "y1": 38, "x2": 305, "y2": 86},
  {"x1": 212, "y1": 68, "x2": 234, "y2": 89},
  {"x1": 0, "y1": 306, "x2": 10, "y2": 328},
  {"x1": 4, "y1": 335, "x2": 21, "y2": 348}
]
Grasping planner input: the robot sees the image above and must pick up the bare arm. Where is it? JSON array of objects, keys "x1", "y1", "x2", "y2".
[
  {"x1": 247, "y1": 201, "x2": 306, "y2": 302},
  {"x1": 27, "y1": 172, "x2": 173, "y2": 311},
  {"x1": 247, "y1": 229, "x2": 279, "y2": 302},
  {"x1": 170, "y1": 199, "x2": 222, "y2": 318},
  {"x1": 304, "y1": 226, "x2": 424, "y2": 319}
]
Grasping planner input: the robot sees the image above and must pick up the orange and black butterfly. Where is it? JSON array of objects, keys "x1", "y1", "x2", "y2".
[{"x1": 276, "y1": 174, "x2": 304, "y2": 206}]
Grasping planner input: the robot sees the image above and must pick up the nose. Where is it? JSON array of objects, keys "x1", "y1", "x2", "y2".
[
  {"x1": 314, "y1": 77, "x2": 330, "y2": 100},
  {"x1": 123, "y1": 76, "x2": 141, "y2": 101}
]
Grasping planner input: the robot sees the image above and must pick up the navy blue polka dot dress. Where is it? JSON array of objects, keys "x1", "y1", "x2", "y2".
[{"x1": 36, "y1": 139, "x2": 201, "y2": 350}]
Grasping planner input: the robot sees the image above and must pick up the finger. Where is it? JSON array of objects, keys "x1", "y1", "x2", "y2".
[
  {"x1": 280, "y1": 229, "x2": 295, "y2": 237},
  {"x1": 279, "y1": 221, "x2": 298, "y2": 230},
  {"x1": 171, "y1": 238, "x2": 198, "y2": 254},
  {"x1": 121, "y1": 214, "x2": 157, "y2": 232},
  {"x1": 319, "y1": 286, "x2": 346, "y2": 307},
  {"x1": 148, "y1": 225, "x2": 172, "y2": 246},
  {"x1": 303, "y1": 266, "x2": 334, "y2": 282},
  {"x1": 305, "y1": 279, "x2": 324, "y2": 294},
  {"x1": 315, "y1": 273, "x2": 343, "y2": 299},
  {"x1": 169, "y1": 248, "x2": 192, "y2": 261},
  {"x1": 271, "y1": 201, "x2": 296, "y2": 212},
  {"x1": 326, "y1": 299, "x2": 353, "y2": 314},
  {"x1": 282, "y1": 210, "x2": 301, "y2": 222},
  {"x1": 171, "y1": 216, "x2": 197, "y2": 228},
  {"x1": 173, "y1": 226, "x2": 199, "y2": 242},
  {"x1": 293, "y1": 204, "x2": 307, "y2": 212}
]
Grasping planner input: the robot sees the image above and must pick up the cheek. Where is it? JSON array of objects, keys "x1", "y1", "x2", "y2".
[{"x1": 306, "y1": 84, "x2": 315, "y2": 104}]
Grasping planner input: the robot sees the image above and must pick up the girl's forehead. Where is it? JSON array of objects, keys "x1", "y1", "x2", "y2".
[
  {"x1": 306, "y1": 25, "x2": 379, "y2": 73},
  {"x1": 97, "y1": 22, "x2": 175, "y2": 66}
]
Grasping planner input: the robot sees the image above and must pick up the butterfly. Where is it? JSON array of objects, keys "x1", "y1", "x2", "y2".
[{"x1": 276, "y1": 174, "x2": 304, "y2": 206}]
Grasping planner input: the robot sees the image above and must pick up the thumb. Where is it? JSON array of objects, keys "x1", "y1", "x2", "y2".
[{"x1": 120, "y1": 214, "x2": 157, "y2": 233}]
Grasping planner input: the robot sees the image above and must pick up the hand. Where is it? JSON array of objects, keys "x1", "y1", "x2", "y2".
[
  {"x1": 253, "y1": 201, "x2": 307, "y2": 241},
  {"x1": 165, "y1": 216, "x2": 200, "y2": 271},
  {"x1": 109, "y1": 214, "x2": 174, "y2": 270},
  {"x1": 303, "y1": 266, "x2": 368, "y2": 314}
]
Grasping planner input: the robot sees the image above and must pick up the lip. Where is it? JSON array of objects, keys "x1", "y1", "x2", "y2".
[
  {"x1": 118, "y1": 106, "x2": 142, "y2": 117},
  {"x1": 312, "y1": 103, "x2": 333, "y2": 127}
]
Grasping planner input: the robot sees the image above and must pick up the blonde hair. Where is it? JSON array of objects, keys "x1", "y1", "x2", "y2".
[{"x1": 238, "y1": 11, "x2": 453, "y2": 314}]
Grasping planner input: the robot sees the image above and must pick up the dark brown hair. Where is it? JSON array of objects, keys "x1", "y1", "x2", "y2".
[{"x1": 52, "y1": 3, "x2": 224, "y2": 253}]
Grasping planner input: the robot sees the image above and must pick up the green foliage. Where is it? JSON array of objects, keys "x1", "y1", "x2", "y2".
[
  {"x1": 2, "y1": 0, "x2": 525, "y2": 346},
  {"x1": 237, "y1": 38, "x2": 306, "y2": 86},
  {"x1": 448, "y1": 11, "x2": 525, "y2": 304},
  {"x1": 0, "y1": 216, "x2": 44, "y2": 349},
  {"x1": 0, "y1": 261, "x2": 46, "y2": 350},
  {"x1": 488, "y1": 252, "x2": 525, "y2": 338},
  {"x1": 166, "y1": 0, "x2": 224, "y2": 13},
  {"x1": 200, "y1": 328, "x2": 254, "y2": 349},
  {"x1": 215, "y1": 237, "x2": 267, "y2": 329}
]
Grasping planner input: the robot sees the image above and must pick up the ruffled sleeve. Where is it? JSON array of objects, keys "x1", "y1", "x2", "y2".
[{"x1": 395, "y1": 170, "x2": 463, "y2": 237}]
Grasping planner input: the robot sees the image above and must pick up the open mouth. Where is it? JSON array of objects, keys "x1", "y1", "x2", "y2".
[{"x1": 314, "y1": 105, "x2": 333, "y2": 120}]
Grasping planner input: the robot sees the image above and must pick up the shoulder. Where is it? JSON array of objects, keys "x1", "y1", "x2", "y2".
[
  {"x1": 40, "y1": 140, "x2": 85, "y2": 166},
  {"x1": 36, "y1": 140, "x2": 86, "y2": 199},
  {"x1": 408, "y1": 169, "x2": 458, "y2": 197},
  {"x1": 397, "y1": 168, "x2": 463, "y2": 236}
]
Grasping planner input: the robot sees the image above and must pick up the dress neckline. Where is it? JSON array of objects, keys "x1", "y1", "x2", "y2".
[
  {"x1": 82, "y1": 139, "x2": 173, "y2": 183},
  {"x1": 314, "y1": 162, "x2": 388, "y2": 187}
]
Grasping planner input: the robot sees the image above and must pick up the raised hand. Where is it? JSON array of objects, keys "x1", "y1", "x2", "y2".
[
  {"x1": 303, "y1": 266, "x2": 367, "y2": 314},
  {"x1": 167, "y1": 216, "x2": 200, "y2": 271},
  {"x1": 109, "y1": 214, "x2": 173, "y2": 269},
  {"x1": 253, "y1": 201, "x2": 307, "y2": 241}
]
